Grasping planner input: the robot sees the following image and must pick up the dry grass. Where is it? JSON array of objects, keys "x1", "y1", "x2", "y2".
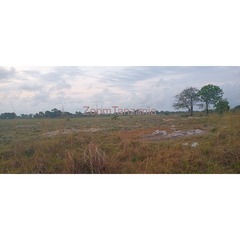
[{"x1": 0, "y1": 111, "x2": 240, "y2": 173}]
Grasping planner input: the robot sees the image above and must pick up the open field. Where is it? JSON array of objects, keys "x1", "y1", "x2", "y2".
[{"x1": 0, "y1": 112, "x2": 240, "y2": 174}]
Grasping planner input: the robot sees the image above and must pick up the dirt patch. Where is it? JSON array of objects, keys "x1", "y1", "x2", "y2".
[
  {"x1": 187, "y1": 116, "x2": 202, "y2": 119},
  {"x1": 142, "y1": 129, "x2": 205, "y2": 141},
  {"x1": 163, "y1": 118, "x2": 175, "y2": 122},
  {"x1": 43, "y1": 128, "x2": 101, "y2": 137}
]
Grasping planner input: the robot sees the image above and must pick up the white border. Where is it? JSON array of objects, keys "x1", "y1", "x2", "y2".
[
  {"x1": 1, "y1": 175, "x2": 239, "y2": 240},
  {"x1": 1, "y1": 1, "x2": 240, "y2": 240}
]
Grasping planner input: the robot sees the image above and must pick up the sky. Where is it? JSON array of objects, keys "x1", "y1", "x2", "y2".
[{"x1": 0, "y1": 66, "x2": 240, "y2": 114}]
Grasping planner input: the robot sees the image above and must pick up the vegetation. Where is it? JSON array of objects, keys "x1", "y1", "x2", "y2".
[
  {"x1": 173, "y1": 87, "x2": 200, "y2": 116},
  {"x1": 0, "y1": 83, "x2": 239, "y2": 174},
  {"x1": 174, "y1": 84, "x2": 226, "y2": 115},
  {"x1": 0, "y1": 84, "x2": 230, "y2": 120},
  {"x1": 0, "y1": 111, "x2": 240, "y2": 174},
  {"x1": 111, "y1": 114, "x2": 119, "y2": 120},
  {"x1": 215, "y1": 99, "x2": 230, "y2": 114},
  {"x1": 0, "y1": 109, "x2": 187, "y2": 120},
  {"x1": 198, "y1": 84, "x2": 224, "y2": 114},
  {"x1": 0, "y1": 112, "x2": 17, "y2": 119},
  {"x1": 234, "y1": 105, "x2": 240, "y2": 110}
]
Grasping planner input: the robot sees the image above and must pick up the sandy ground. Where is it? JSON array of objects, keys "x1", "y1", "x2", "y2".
[
  {"x1": 142, "y1": 128, "x2": 205, "y2": 141},
  {"x1": 43, "y1": 128, "x2": 101, "y2": 137}
]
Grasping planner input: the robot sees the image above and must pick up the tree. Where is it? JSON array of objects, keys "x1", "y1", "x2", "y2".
[
  {"x1": 0, "y1": 112, "x2": 17, "y2": 119},
  {"x1": 45, "y1": 109, "x2": 62, "y2": 118},
  {"x1": 39, "y1": 112, "x2": 45, "y2": 118},
  {"x1": 233, "y1": 105, "x2": 240, "y2": 110},
  {"x1": 51, "y1": 108, "x2": 62, "y2": 118},
  {"x1": 215, "y1": 99, "x2": 230, "y2": 114},
  {"x1": 45, "y1": 110, "x2": 52, "y2": 118},
  {"x1": 198, "y1": 84, "x2": 223, "y2": 114},
  {"x1": 173, "y1": 87, "x2": 200, "y2": 116}
]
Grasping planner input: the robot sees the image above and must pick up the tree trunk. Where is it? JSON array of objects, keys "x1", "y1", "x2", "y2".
[
  {"x1": 190, "y1": 98, "x2": 193, "y2": 116},
  {"x1": 206, "y1": 103, "x2": 209, "y2": 114}
]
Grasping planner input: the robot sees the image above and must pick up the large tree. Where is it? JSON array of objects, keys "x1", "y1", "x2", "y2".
[
  {"x1": 198, "y1": 84, "x2": 223, "y2": 114},
  {"x1": 173, "y1": 87, "x2": 200, "y2": 116}
]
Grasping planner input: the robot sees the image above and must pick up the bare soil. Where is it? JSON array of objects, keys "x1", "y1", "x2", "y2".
[
  {"x1": 43, "y1": 128, "x2": 101, "y2": 137},
  {"x1": 142, "y1": 129, "x2": 205, "y2": 141}
]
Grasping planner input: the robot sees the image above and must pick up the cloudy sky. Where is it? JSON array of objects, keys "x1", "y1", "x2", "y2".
[{"x1": 0, "y1": 66, "x2": 240, "y2": 114}]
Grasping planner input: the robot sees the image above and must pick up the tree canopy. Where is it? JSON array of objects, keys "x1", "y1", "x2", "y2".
[
  {"x1": 173, "y1": 84, "x2": 227, "y2": 115},
  {"x1": 173, "y1": 87, "x2": 199, "y2": 116},
  {"x1": 198, "y1": 84, "x2": 223, "y2": 114}
]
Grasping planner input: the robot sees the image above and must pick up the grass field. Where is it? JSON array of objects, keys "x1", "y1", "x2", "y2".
[{"x1": 0, "y1": 111, "x2": 240, "y2": 174}]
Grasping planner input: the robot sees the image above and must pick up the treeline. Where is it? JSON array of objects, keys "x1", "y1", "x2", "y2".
[
  {"x1": 1, "y1": 107, "x2": 239, "y2": 120},
  {"x1": 0, "y1": 108, "x2": 83, "y2": 119},
  {"x1": 1, "y1": 101, "x2": 240, "y2": 120},
  {"x1": 0, "y1": 108, "x2": 183, "y2": 119}
]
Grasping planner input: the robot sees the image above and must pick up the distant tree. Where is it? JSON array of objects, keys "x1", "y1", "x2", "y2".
[
  {"x1": 20, "y1": 114, "x2": 28, "y2": 119},
  {"x1": 75, "y1": 111, "x2": 83, "y2": 117},
  {"x1": 33, "y1": 113, "x2": 39, "y2": 118},
  {"x1": 233, "y1": 105, "x2": 240, "y2": 110},
  {"x1": 62, "y1": 111, "x2": 72, "y2": 118},
  {"x1": 33, "y1": 112, "x2": 44, "y2": 118},
  {"x1": 173, "y1": 87, "x2": 200, "y2": 116},
  {"x1": 215, "y1": 99, "x2": 230, "y2": 114},
  {"x1": 0, "y1": 112, "x2": 17, "y2": 119},
  {"x1": 51, "y1": 108, "x2": 62, "y2": 118},
  {"x1": 198, "y1": 84, "x2": 223, "y2": 114},
  {"x1": 45, "y1": 110, "x2": 52, "y2": 118},
  {"x1": 44, "y1": 109, "x2": 62, "y2": 118},
  {"x1": 39, "y1": 112, "x2": 45, "y2": 118}
]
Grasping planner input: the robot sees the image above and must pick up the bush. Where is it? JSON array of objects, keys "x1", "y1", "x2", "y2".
[
  {"x1": 111, "y1": 115, "x2": 119, "y2": 120},
  {"x1": 216, "y1": 99, "x2": 230, "y2": 114}
]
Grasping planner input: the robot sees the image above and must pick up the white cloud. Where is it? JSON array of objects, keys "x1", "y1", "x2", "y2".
[{"x1": 0, "y1": 66, "x2": 240, "y2": 114}]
